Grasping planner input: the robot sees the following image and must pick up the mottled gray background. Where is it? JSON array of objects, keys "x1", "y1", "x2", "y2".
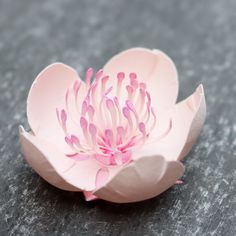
[{"x1": 0, "y1": 0, "x2": 235, "y2": 235}]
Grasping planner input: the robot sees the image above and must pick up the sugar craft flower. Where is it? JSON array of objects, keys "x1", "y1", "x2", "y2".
[{"x1": 19, "y1": 48, "x2": 206, "y2": 203}]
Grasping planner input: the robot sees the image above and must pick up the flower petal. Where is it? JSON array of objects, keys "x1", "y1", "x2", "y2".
[
  {"x1": 19, "y1": 126, "x2": 100, "y2": 191},
  {"x1": 151, "y1": 84, "x2": 206, "y2": 161},
  {"x1": 103, "y1": 48, "x2": 178, "y2": 111},
  {"x1": 83, "y1": 167, "x2": 110, "y2": 201},
  {"x1": 27, "y1": 63, "x2": 85, "y2": 146},
  {"x1": 93, "y1": 153, "x2": 184, "y2": 203}
]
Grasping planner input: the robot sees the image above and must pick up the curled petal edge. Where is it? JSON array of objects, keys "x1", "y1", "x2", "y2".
[
  {"x1": 177, "y1": 84, "x2": 206, "y2": 160},
  {"x1": 27, "y1": 63, "x2": 84, "y2": 139},
  {"x1": 93, "y1": 154, "x2": 184, "y2": 203},
  {"x1": 19, "y1": 126, "x2": 100, "y2": 192},
  {"x1": 103, "y1": 47, "x2": 179, "y2": 112}
]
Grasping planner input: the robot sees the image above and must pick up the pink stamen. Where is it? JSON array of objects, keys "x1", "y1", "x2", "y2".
[
  {"x1": 104, "y1": 129, "x2": 115, "y2": 149},
  {"x1": 126, "y1": 100, "x2": 138, "y2": 118},
  {"x1": 89, "y1": 123, "x2": 97, "y2": 136},
  {"x1": 71, "y1": 135, "x2": 82, "y2": 149},
  {"x1": 86, "y1": 68, "x2": 93, "y2": 87},
  {"x1": 81, "y1": 100, "x2": 88, "y2": 116},
  {"x1": 122, "y1": 106, "x2": 133, "y2": 133},
  {"x1": 117, "y1": 126, "x2": 125, "y2": 144},
  {"x1": 101, "y1": 76, "x2": 109, "y2": 95},
  {"x1": 114, "y1": 96, "x2": 122, "y2": 125},
  {"x1": 114, "y1": 152, "x2": 123, "y2": 165},
  {"x1": 139, "y1": 82, "x2": 146, "y2": 90},
  {"x1": 58, "y1": 68, "x2": 161, "y2": 167},
  {"x1": 73, "y1": 80, "x2": 81, "y2": 95},
  {"x1": 139, "y1": 122, "x2": 146, "y2": 137},
  {"x1": 106, "y1": 98, "x2": 114, "y2": 110},
  {"x1": 129, "y1": 72, "x2": 137, "y2": 80},
  {"x1": 89, "y1": 123, "x2": 97, "y2": 146},
  {"x1": 80, "y1": 116, "x2": 90, "y2": 143},
  {"x1": 87, "y1": 105, "x2": 95, "y2": 122},
  {"x1": 61, "y1": 109, "x2": 67, "y2": 131},
  {"x1": 106, "y1": 99, "x2": 117, "y2": 129},
  {"x1": 95, "y1": 69, "x2": 103, "y2": 82},
  {"x1": 80, "y1": 116, "x2": 88, "y2": 130},
  {"x1": 91, "y1": 82, "x2": 98, "y2": 107},
  {"x1": 64, "y1": 87, "x2": 82, "y2": 126},
  {"x1": 130, "y1": 73, "x2": 138, "y2": 90},
  {"x1": 104, "y1": 86, "x2": 113, "y2": 96},
  {"x1": 145, "y1": 103, "x2": 151, "y2": 124},
  {"x1": 85, "y1": 94, "x2": 90, "y2": 104},
  {"x1": 65, "y1": 136, "x2": 73, "y2": 147},
  {"x1": 99, "y1": 86, "x2": 113, "y2": 128},
  {"x1": 142, "y1": 91, "x2": 152, "y2": 123},
  {"x1": 135, "y1": 88, "x2": 146, "y2": 113},
  {"x1": 146, "y1": 91, "x2": 151, "y2": 109},
  {"x1": 117, "y1": 72, "x2": 125, "y2": 80},
  {"x1": 117, "y1": 72, "x2": 125, "y2": 97},
  {"x1": 130, "y1": 79, "x2": 139, "y2": 89},
  {"x1": 98, "y1": 92, "x2": 108, "y2": 129},
  {"x1": 126, "y1": 85, "x2": 134, "y2": 101},
  {"x1": 65, "y1": 135, "x2": 86, "y2": 153},
  {"x1": 126, "y1": 100, "x2": 139, "y2": 132}
]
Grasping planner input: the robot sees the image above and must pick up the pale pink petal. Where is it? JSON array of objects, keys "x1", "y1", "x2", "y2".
[
  {"x1": 93, "y1": 153, "x2": 184, "y2": 203},
  {"x1": 151, "y1": 84, "x2": 206, "y2": 161},
  {"x1": 95, "y1": 167, "x2": 110, "y2": 188},
  {"x1": 103, "y1": 48, "x2": 178, "y2": 112},
  {"x1": 19, "y1": 126, "x2": 100, "y2": 191},
  {"x1": 83, "y1": 191, "x2": 98, "y2": 201},
  {"x1": 27, "y1": 63, "x2": 85, "y2": 147},
  {"x1": 83, "y1": 167, "x2": 109, "y2": 201}
]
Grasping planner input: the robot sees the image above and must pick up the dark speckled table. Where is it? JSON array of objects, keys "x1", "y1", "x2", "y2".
[{"x1": 0, "y1": 0, "x2": 235, "y2": 235}]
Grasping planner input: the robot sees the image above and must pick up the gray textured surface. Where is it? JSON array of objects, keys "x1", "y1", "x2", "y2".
[{"x1": 0, "y1": 0, "x2": 235, "y2": 235}]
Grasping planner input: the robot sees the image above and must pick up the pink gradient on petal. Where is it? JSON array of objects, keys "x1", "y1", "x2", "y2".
[
  {"x1": 20, "y1": 48, "x2": 206, "y2": 203},
  {"x1": 94, "y1": 154, "x2": 184, "y2": 203},
  {"x1": 83, "y1": 191, "x2": 98, "y2": 201},
  {"x1": 83, "y1": 167, "x2": 109, "y2": 201},
  {"x1": 95, "y1": 167, "x2": 109, "y2": 188},
  {"x1": 103, "y1": 48, "x2": 179, "y2": 112},
  {"x1": 56, "y1": 67, "x2": 158, "y2": 167},
  {"x1": 20, "y1": 127, "x2": 100, "y2": 191},
  {"x1": 27, "y1": 63, "x2": 85, "y2": 150},
  {"x1": 149, "y1": 84, "x2": 206, "y2": 161}
]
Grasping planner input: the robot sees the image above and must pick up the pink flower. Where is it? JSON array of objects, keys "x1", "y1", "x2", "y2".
[{"x1": 19, "y1": 48, "x2": 206, "y2": 203}]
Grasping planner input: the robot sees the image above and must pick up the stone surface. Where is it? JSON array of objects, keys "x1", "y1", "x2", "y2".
[{"x1": 0, "y1": 0, "x2": 235, "y2": 235}]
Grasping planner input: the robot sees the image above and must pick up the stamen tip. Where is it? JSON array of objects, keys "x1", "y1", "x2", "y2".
[
  {"x1": 117, "y1": 72, "x2": 125, "y2": 80},
  {"x1": 106, "y1": 99, "x2": 114, "y2": 109},
  {"x1": 129, "y1": 72, "x2": 137, "y2": 80},
  {"x1": 89, "y1": 123, "x2": 97, "y2": 135},
  {"x1": 122, "y1": 107, "x2": 130, "y2": 118},
  {"x1": 139, "y1": 122, "x2": 146, "y2": 134},
  {"x1": 80, "y1": 116, "x2": 88, "y2": 129}
]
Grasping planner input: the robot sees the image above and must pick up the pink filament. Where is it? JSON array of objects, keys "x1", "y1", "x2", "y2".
[{"x1": 57, "y1": 70, "x2": 171, "y2": 166}]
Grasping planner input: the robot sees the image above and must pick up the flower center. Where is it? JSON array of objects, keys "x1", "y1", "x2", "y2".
[{"x1": 57, "y1": 68, "x2": 157, "y2": 166}]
